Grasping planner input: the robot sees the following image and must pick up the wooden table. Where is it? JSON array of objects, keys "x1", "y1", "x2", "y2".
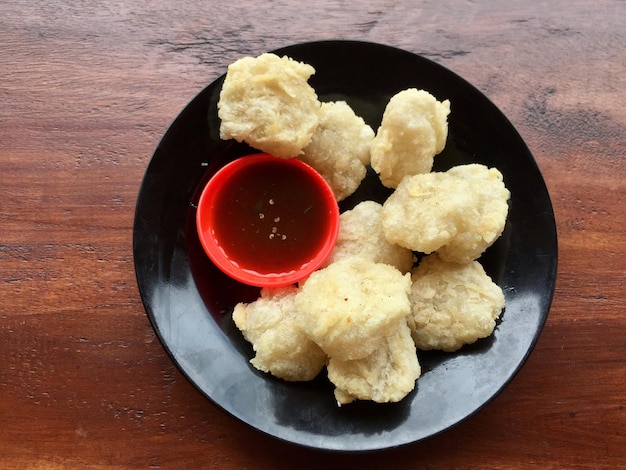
[{"x1": 1, "y1": 1, "x2": 624, "y2": 468}]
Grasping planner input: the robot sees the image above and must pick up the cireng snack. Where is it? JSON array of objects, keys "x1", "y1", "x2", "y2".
[
  {"x1": 324, "y1": 200, "x2": 414, "y2": 274},
  {"x1": 327, "y1": 320, "x2": 420, "y2": 406},
  {"x1": 299, "y1": 101, "x2": 374, "y2": 201},
  {"x1": 408, "y1": 253, "x2": 506, "y2": 352},
  {"x1": 382, "y1": 164, "x2": 510, "y2": 263},
  {"x1": 218, "y1": 53, "x2": 321, "y2": 158},
  {"x1": 371, "y1": 88, "x2": 450, "y2": 188},
  {"x1": 218, "y1": 53, "x2": 509, "y2": 407},
  {"x1": 294, "y1": 257, "x2": 411, "y2": 362},
  {"x1": 232, "y1": 286, "x2": 326, "y2": 381}
]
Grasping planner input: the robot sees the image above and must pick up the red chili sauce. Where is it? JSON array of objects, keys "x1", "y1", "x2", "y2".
[{"x1": 211, "y1": 159, "x2": 334, "y2": 276}]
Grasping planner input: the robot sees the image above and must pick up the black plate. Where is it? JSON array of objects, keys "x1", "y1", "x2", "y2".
[{"x1": 133, "y1": 40, "x2": 558, "y2": 452}]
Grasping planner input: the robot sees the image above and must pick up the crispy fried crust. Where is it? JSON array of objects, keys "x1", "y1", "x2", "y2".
[
  {"x1": 295, "y1": 257, "x2": 411, "y2": 361},
  {"x1": 408, "y1": 254, "x2": 505, "y2": 352},
  {"x1": 325, "y1": 200, "x2": 415, "y2": 273},
  {"x1": 328, "y1": 320, "x2": 420, "y2": 405},
  {"x1": 382, "y1": 164, "x2": 510, "y2": 263},
  {"x1": 299, "y1": 101, "x2": 374, "y2": 201},
  {"x1": 371, "y1": 89, "x2": 450, "y2": 188},
  {"x1": 218, "y1": 53, "x2": 321, "y2": 158},
  {"x1": 232, "y1": 286, "x2": 327, "y2": 381}
]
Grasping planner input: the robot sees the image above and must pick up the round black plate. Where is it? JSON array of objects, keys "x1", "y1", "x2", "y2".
[{"x1": 133, "y1": 40, "x2": 557, "y2": 452}]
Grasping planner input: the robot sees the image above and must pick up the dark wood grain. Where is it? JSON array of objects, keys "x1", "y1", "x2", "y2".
[{"x1": 1, "y1": 1, "x2": 625, "y2": 468}]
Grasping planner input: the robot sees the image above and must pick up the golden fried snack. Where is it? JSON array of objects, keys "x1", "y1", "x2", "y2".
[
  {"x1": 295, "y1": 257, "x2": 411, "y2": 361},
  {"x1": 299, "y1": 101, "x2": 374, "y2": 201},
  {"x1": 408, "y1": 254, "x2": 505, "y2": 352},
  {"x1": 327, "y1": 320, "x2": 420, "y2": 406},
  {"x1": 436, "y1": 164, "x2": 510, "y2": 263},
  {"x1": 325, "y1": 200, "x2": 414, "y2": 273},
  {"x1": 218, "y1": 53, "x2": 321, "y2": 158},
  {"x1": 382, "y1": 164, "x2": 510, "y2": 263},
  {"x1": 232, "y1": 286, "x2": 326, "y2": 381},
  {"x1": 370, "y1": 88, "x2": 450, "y2": 188}
]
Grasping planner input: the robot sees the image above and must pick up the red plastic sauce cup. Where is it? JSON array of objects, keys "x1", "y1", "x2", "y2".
[{"x1": 196, "y1": 153, "x2": 340, "y2": 287}]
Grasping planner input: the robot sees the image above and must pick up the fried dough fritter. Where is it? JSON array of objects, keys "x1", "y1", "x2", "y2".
[
  {"x1": 370, "y1": 88, "x2": 450, "y2": 188},
  {"x1": 232, "y1": 286, "x2": 326, "y2": 381},
  {"x1": 382, "y1": 164, "x2": 510, "y2": 263},
  {"x1": 295, "y1": 257, "x2": 411, "y2": 361},
  {"x1": 299, "y1": 101, "x2": 374, "y2": 201},
  {"x1": 327, "y1": 319, "x2": 420, "y2": 406},
  {"x1": 325, "y1": 200, "x2": 414, "y2": 273},
  {"x1": 218, "y1": 53, "x2": 321, "y2": 158},
  {"x1": 408, "y1": 254, "x2": 505, "y2": 352}
]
